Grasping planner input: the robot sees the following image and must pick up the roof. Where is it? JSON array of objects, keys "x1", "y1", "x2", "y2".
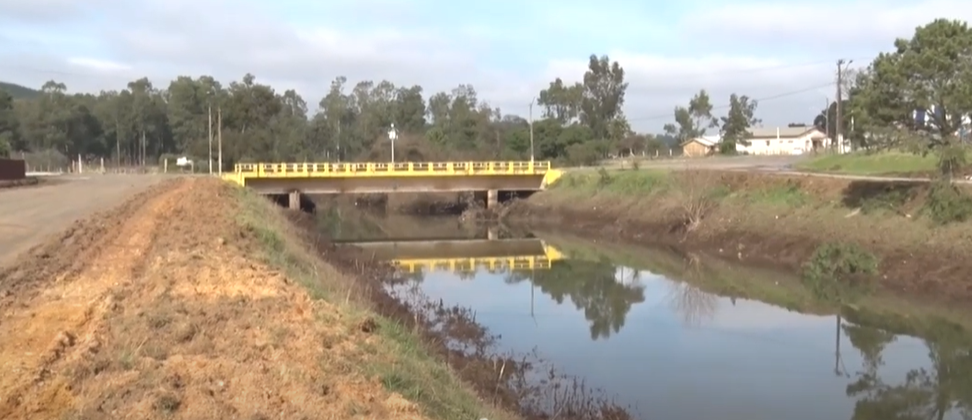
[
  {"x1": 682, "y1": 135, "x2": 721, "y2": 147},
  {"x1": 747, "y1": 126, "x2": 825, "y2": 139}
]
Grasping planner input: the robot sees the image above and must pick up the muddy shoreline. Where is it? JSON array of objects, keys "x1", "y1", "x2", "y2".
[{"x1": 281, "y1": 211, "x2": 633, "y2": 420}]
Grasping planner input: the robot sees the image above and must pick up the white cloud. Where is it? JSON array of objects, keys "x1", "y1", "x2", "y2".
[
  {"x1": 0, "y1": 0, "x2": 964, "y2": 131},
  {"x1": 704, "y1": 298, "x2": 832, "y2": 330},
  {"x1": 688, "y1": 0, "x2": 972, "y2": 52},
  {"x1": 67, "y1": 57, "x2": 131, "y2": 72}
]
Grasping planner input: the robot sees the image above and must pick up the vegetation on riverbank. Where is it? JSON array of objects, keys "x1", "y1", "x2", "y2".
[
  {"x1": 795, "y1": 151, "x2": 939, "y2": 175},
  {"x1": 233, "y1": 187, "x2": 514, "y2": 420},
  {"x1": 508, "y1": 168, "x2": 972, "y2": 300}
]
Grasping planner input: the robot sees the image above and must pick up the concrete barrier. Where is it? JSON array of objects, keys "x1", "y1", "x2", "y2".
[{"x1": 0, "y1": 159, "x2": 26, "y2": 180}]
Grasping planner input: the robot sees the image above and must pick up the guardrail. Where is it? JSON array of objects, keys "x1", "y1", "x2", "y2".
[{"x1": 231, "y1": 161, "x2": 552, "y2": 178}]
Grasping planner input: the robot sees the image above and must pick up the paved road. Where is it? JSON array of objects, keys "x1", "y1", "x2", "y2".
[{"x1": 0, "y1": 174, "x2": 168, "y2": 268}]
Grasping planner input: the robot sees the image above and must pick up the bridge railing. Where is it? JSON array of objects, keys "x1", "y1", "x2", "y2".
[
  {"x1": 393, "y1": 255, "x2": 554, "y2": 273},
  {"x1": 232, "y1": 161, "x2": 551, "y2": 178}
]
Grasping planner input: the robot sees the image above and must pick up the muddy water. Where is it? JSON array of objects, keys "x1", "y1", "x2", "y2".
[{"x1": 323, "y1": 214, "x2": 972, "y2": 420}]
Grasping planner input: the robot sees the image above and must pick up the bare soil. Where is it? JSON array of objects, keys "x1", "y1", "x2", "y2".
[
  {"x1": 0, "y1": 174, "x2": 168, "y2": 268},
  {"x1": 508, "y1": 171, "x2": 972, "y2": 302},
  {"x1": 0, "y1": 178, "x2": 40, "y2": 189},
  {"x1": 0, "y1": 178, "x2": 430, "y2": 420}
]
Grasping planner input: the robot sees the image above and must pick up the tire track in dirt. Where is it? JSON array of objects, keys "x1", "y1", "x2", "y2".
[
  {"x1": 0, "y1": 179, "x2": 191, "y2": 419},
  {"x1": 0, "y1": 180, "x2": 178, "y2": 305}
]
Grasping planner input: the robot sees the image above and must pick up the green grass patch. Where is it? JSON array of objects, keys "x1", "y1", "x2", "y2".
[
  {"x1": 796, "y1": 151, "x2": 937, "y2": 175},
  {"x1": 553, "y1": 168, "x2": 669, "y2": 195},
  {"x1": 737, "y1": 183, "x2": 811, "y2": 207},
  {"x1": 232, "y1": 186, "x2": 511, "y2": 420}
]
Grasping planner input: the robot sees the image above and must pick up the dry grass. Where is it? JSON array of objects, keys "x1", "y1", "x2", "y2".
[{"x1": 0, "y1": 178, "x2": 510, "y2": 420}]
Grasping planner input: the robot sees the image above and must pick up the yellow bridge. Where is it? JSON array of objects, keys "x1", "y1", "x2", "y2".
[
  {"x1": 392, "y1": 255, "x2": 559, "y2": 274},
  {"x1": 336, "y1": 238, "x2": 564, "y2": 274},
  {"x1": 222, "y1": 161, "x2": 564, "y2": 209}
]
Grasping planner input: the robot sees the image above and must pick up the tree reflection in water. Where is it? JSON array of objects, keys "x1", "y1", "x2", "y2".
[
  {"x1": 665, "y1": 282, "x2": 718, "y2": 327},
  {"x1": 506, "y1": 259, "x2": 646, "y2": 340},
  {"x1": 844, "y1": 319, "x2": 972, "y2": 420}
]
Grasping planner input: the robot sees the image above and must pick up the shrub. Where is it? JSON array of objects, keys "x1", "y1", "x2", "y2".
[
  {"x1": 801, "y1": 242, "x2": 878, "y2": 304},
  {"x1": 924, "y1": 180, "x2": 972, "y2": 225}
]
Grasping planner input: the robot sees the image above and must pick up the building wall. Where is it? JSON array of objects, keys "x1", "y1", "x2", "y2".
[
  {"x1": 682, "y1": 141, "x2": 712, "y2": 157},
  {"x1": 737, "y1": 135, "x2": 814, "y2": 155}
]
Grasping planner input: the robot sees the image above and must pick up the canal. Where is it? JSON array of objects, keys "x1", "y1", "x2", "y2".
[{"x1": 322, "y1": 211, "x2": 972, "y2": 420}]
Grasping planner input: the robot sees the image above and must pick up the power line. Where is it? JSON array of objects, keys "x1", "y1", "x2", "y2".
[{"x1": 626, "y1": 81, "x2": 838, "y2": 122}]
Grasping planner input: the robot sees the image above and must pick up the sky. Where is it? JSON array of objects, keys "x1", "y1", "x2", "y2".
[{"x1": 0, "y1": 0, "x2": 969, "y2": 132}]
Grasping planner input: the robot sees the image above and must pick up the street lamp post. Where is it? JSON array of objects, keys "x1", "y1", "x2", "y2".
[
  {"x1": 388, "y1": 124, "x2": 398, "y2": 163},
  {"x1": 528, "y1": 99, "x2": 535, "y2": 162}
]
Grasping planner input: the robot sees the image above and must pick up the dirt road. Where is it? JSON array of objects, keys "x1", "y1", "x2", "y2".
[
  {"x1": 0, "y1": 175, "x2": 168, "y2": 268},
  {"x1": 612, "y1": 155, "x2": 804, "y2": 170}
]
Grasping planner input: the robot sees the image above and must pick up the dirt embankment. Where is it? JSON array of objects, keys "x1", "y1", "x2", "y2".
[
  {"x1": 506, "y1": 170, "x2": 972, "y2": 302},
  {"x1": 0, "y1": 178, "x2": 434, "y2": 420}
]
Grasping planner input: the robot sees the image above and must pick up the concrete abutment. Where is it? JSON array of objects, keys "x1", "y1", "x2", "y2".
[
  {"x1": 487, "y1": 189, "x2": 498, "y2": 209},
  {"x1": 288, "y1": 190, "x2": 301, "y2": 210}
]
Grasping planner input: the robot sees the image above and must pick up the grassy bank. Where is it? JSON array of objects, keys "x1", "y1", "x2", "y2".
[
  {"x1": 510, "y1": 168, "x2": 972, "y2": 301},
  {"x1": 232, "y1": 187, "x2": 513, "y2": 420},
  {"x1": 795, "y1": 151, "x2": 938, "y2": 175}
]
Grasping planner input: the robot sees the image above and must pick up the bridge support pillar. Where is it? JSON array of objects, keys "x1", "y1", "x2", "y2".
[
  {"x1": 486, "y1": 189, "x2": 498, "y2": 209},
  {"x1": 288, "y1": 190, "x2": 301, "y2": 210}
]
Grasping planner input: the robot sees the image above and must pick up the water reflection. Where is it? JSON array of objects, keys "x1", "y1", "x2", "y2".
[
  {"x1": 506, "y1": 261, "x2": 646, "y2": 340},
  {"x1": 330, "y1": 219, "x2": 972, "y2": 420}
]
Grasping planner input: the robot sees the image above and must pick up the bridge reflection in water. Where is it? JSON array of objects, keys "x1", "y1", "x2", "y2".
[{"x1": 333, "y1": 237, "x2": 564, "y2": 274}]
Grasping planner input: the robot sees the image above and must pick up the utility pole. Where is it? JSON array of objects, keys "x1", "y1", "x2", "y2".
[
  {"x1": 528, "y1": 99, "x2": 535, "y2": 162},
  {"x1": 208, "y1": 105, "x2": 213, "y2": 174},
  {"x1": 835, "y1": 59, "x2": 852, "y2": 154},
  {"x1": 217, "y1": 106, "x2": 222, "y2": 176}
]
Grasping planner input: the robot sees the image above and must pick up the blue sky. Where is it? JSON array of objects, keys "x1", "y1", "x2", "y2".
[{"x1": 1, "y1": 0, "x2": 968, "y2": 131}]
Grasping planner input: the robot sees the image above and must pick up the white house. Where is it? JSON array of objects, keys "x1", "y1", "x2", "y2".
[{"x1": 736, "y1": 127, "x2": 831, "y2": 155}]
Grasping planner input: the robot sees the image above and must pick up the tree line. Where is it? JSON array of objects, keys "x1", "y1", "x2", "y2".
[
  {"x1": 822, "y1": 19, "x2": 972, "y2": 177},
  {"x1": 0, "y1": 55, "x2": 682, "y2": 169}
]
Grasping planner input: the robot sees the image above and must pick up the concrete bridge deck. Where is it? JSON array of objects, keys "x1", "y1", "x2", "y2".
[{"x1": 222, "y1": 161, "x2": 564, "y2": 208}]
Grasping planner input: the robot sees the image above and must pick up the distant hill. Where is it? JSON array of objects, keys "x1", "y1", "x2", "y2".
[{"x1": 0, "y1": 81, "x2": 40, "y2": 99}]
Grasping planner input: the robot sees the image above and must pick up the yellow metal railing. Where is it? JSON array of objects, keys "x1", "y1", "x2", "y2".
[
  {"x1": 393, "y1": 256, "x2": 552, "y2": 274},
  {"x1": 231, "y1": 161, "x2": 551, "y2": 179},
  {"x1": 391, "y1": 244, "x2": 564, "y2": 274}
]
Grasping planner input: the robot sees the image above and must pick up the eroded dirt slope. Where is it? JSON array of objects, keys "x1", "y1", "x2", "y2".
[{"x1": 0, "y1": 178, "x2": 428, "y2": 420}]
